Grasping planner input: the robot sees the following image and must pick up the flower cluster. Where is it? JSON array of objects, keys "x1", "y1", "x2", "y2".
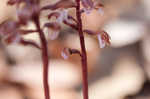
[
  {"x1": 0, "y1": 0, "x2": 110, "y2": 53},
  {"x1": 40, "y1": 0, "x2": 110, "y2": 59},
  {"x1": 0, "y1": 0, "x2": 111, "y2": 99},
  {"x1": 0, "y1": 0, "x2": 41, "y2": 48}
]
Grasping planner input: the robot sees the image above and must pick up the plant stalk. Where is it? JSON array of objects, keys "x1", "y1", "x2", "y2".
[
  {"x1": 34, "y1": 16, "x2": 50, "y2": 99},
  {"x1": 75, "y1": 0, "x2": 89, "y2": 99}
]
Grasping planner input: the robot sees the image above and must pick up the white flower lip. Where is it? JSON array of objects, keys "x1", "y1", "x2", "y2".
[
  {"x1": 56, "y1": 9, "x2": 69, "y2": 23},
  {"x1": 43, "y1": 25, "x2": 60, "y2": 40},
  {"x1": 61, "y1": 51, "x2": 69, "y2": 59},
  {"x1": 97, "y1": 34, "x2": 105, "y2": 48},
  {"x1": 48, "y1": 30, "x2": 60, "y2": 40},
  {"x1": 98, "y1": 8, "x2": 104, "y2": 15}
]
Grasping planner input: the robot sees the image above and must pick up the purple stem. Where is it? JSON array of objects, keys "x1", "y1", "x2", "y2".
[
  {"x1": 34, "y1": 16, "x2": 50, "y2": 99},
  {"x1": 75, "y1": 0, "x2": 89, "y2": 99}
]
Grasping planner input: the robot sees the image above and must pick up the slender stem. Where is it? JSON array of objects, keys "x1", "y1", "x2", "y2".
[
  {"x1": 34, "y1": 17, "x2": 50, "y2": 99},
  {"x1": 75, "y1": 0, "x2": 89, "y2": 99},
  {"x1": 20, "y1": 39, "x2": 41, "y2": 49}
]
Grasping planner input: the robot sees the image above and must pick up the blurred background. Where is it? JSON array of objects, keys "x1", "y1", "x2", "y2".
[{"x1": 0, "y1": 0, "x2": 150, "y2": 99}]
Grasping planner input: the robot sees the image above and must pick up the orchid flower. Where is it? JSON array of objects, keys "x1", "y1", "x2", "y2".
[
  {"x1": 97, "y1": 31, "x2": 110, "y2": 48},
  {"x1": 44, "y1": 22, "x2": 61, "y2": 40}
]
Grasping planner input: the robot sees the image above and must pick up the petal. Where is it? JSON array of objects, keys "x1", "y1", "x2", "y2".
[
  {"x1": 56, "y1": 9, "x2": 69, "y2": 23},
  {"x1": 97, "y1": 34, "x2": 105, "y2": 48},
  {"x1": 48, "y1": 30, "x2": 60, "y2": 40},
  {"x1": 82, "y1": 8, "x2": 92, "y2": 14},
  {"x1": 16, "y1": 4, "x2": 40, "y2": 24},
  {"x1": 56, "y1": 15, "x2": 64, "y2": 23},
  {"x1": 0, "y1": 20, "x2": 19, "y2": 36},
  {"x1": 101, "y1": 31, "x2": 111, "y2": 45},
  {"x1": 61, "y1": 48, "x2": 70, "y2": 59},
  {"x1": 44, "y1": 22, "x2": 61, "y2": 30},
  {"x1": 44, "y1": 22, "x2": 61, "y2": 40},
  {"x1": 43, "y1": 26, "x2": 60, "y2": 40},
  {"x1": 98, "y1": 8, "x2": 104, "y2": 15},
  {"x1": 81, "y1": 0, "x2": 94, "y2": 8},
  {"x1": 4, "y1": 33, "x2": 21, "y2": 44},
  {"x1": 61, "y1": 51, "x2": 69, "y2": 59},
  {"x1": 48, "y1": 12, "x2": 60, "y2": 19}
]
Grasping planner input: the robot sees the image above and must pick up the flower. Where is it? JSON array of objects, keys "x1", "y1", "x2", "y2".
[
  {"x1": 61, "y1": 47, "x2": 81, "y2": 59},
  {"x1": 4, "y1": 33, "x2": 21, "y2": 44},
  {"x1": 97, "y1": 34, "x2": 105, "y2": 48},
  {"x1": 81, "y1": 0, "x2": 104, "y2": 15},
  {"x1": 97, "y1": 31, "x2": 110, "y2": 48},
  {"x1": 0, "y1": 20, "x2": 22, "y2": 44},
  {"x1": 61, "y1": 48, "x2": 70, "y2": 59},
  {"x1": 46, "y1": 8, "x2": 77, "y2": 40},
  {"x1": 56, "y1": 9, "x2": 69, "y2": 23},
  {"x1": 81, "y1": 0, "x2": 94, "y2": 9},
  {"x1": 0, "y1": 21, "x2": 19, "y2": 36},
  {"x1": 83, "y1": 29, "x2": 110, "y2": 48},
  {"x1": 44, "y1": 22, "x2": 61, "y2": 40},
  {"x1": 97, "y1": 7, "x2": 104, "y2": 15}
]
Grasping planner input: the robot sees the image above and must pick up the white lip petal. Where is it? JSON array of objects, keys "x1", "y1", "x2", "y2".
[
  {"x1": 63, "y1": 9, "x2": 69, "y2": 20},
  {"x1": 48, "y1": 30, "x2": 60, "y2": 40},
  {"x1": 61, "y1": 51, "x2": 68, "y2": 59},
  {"x1": 98, "y1": 8, "x2": 104, "y2": 15},
  {"x1": 56, "y1": 15, "x2": 64, "y2": 23},
  {"x1": 97, "y1": 34, "x2": 105, "y2": 48},
  {"x1": 56, "y1": 9, "x2": 69, "y2": 23},
  {"x1": 44, "y1": 27, "x2": 60, "y2": 40},
  {"x1": 83, "y1": 8, "x2": 92, "y2": 14}
]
